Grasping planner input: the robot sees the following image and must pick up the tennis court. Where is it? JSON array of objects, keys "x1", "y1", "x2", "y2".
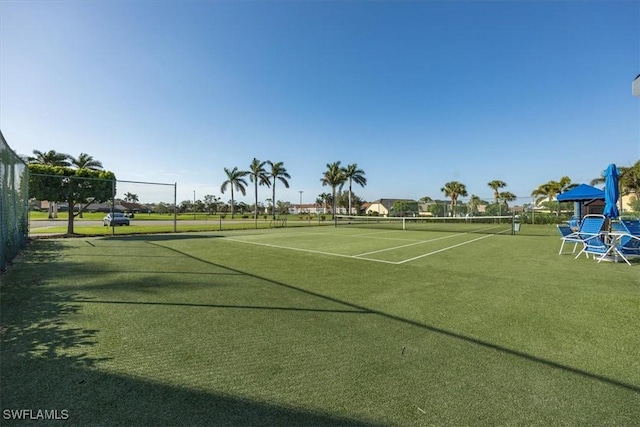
[
  {"x1": 220, "y1": 221, "x2": 511, "y2": 264},
  {"x1": 2, "y1": 224, "x2": 639, "y2": 425}
]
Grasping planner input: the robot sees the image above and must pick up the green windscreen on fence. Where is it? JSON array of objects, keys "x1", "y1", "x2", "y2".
[{"x1": 0, "y1": 131, "x2": 29, "y2": 272}]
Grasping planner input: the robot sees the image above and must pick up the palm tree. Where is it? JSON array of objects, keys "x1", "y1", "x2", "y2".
[
  {"x1": 69, "y1": 153, "x2": 103, "y2": 170},
  {"x1": 498, "y1": 191, "x2": 517, "y2": 211},
  {"x1": 342, "y1": 163, "x2": 367, "y2": 215},
  {"x1": 557, "y1": 176, "x2": 577, "y2": 194},
  {"x1": 70, "y1": 155, "x2": 104, "y2": 219},
  {"x1": 124, "y1": 192, "x2": 139, "y2": 203},
  {"x1": 592, "y1": 160, "x2": 640, "y2": 196},
  {"x1": 487, "y1": 180, "x2": 507, "y2": 205},
  {"x1": 220, "y1": 167, "x2": 248, "y2": 219},
  {"x1": 531, "y1": 177, "x2": 576, "y2": 215},
  {"x1": 619, "y1": 160, "x2": 640, "y2": 195},
  {"x1": 591, "y1": 162, "x2": 640, "y2": 214},
  {"x1": 27, "y1": 149, "x2": 70, "y2": 166},
  {"x1": 440, "y1": 181, "x2": 468, "y2": 216},
  {"x1": 321, "y1": 161, "x2": 346, "y2": 218},
  {"x1": 531, "y1": 182, "x2": 555, "y2": 205},
  {"x1": 267, "y1": 161, "x2": 291, "y2": 219},
  {"x1": 248, "y1": 158, "x2": 271, "y2": 221},
  {"x1": 468, "y1": 194, "x2": 483, "y2": 215},
  {"x1": 317, "y1": 192, "x2": 332, "y2": 214},
  {"x1": 27, "y1": 149, "x2": 72, "y2": 218},
  {"x1": 590, "y1": 175, "x2": 605, "y2": 188}
]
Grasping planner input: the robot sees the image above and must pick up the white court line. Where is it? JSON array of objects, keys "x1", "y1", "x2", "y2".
[
  {"x1": 344, "y1": 229, "x2": 410, "y2": 239},
  {"x1": 315, "y1": 229, "x2": 426, "y2": 243},
  {"x1": 223, "y1": 228, "x2": 510, "y2": 265},
  {"x1": 464, "y1": 224, "x2": 510, "y2": 233},
  {"x1": 396, "y1": 231, "x2": 509, "y2": 264},
  {"x1": 221, "y1": 237, "x2": 399, "y2": 264},
  {"x1": 234, "y1": 228, "x2": 426, "y2": 243},
  {"x1": 347, "y1": 231, "x2": 426, "y2": 242},
  {"x1": 353, "y1": 233, "x2": 464, "y2": 257}
]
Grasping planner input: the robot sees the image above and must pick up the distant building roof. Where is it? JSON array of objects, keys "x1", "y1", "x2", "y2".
[{"x1": 370, "y1": 198, "x2": 417, "y2": 211}]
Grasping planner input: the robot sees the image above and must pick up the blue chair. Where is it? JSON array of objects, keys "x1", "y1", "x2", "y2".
[
  {"x1": 573, "y1": 215, "x2": 608, "y2": 260},
  {"x1": 626, "y1": 219, "x2": 640, "y2": 236},
  {"x1": 607, "y1": 235, "x2": 640, "y2": 265},
  {"x1": 568, "y1": 216, "x2": 580, "y2": 231},
  {"x1": 557, "y1": 224, "x2": 582, "y2": 255},
  {"x1": 612, "y1": 219, "x2": 640, "y2": 236},
  {"x1": 608, "y1": 219, "x2": 640, "y2": 265}
]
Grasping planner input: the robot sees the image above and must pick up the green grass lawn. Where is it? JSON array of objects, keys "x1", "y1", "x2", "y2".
[{"x1": 1, "y1": 226, "x2": 639, "y2": 425}]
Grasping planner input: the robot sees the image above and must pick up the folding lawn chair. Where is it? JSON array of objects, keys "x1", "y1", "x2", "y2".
[
  {"x1": 607, "y1": 219, "x2": 640, "y2": 265},
  {"x1": 573, "y1": 215, "x2": 608, "y2": 260},
  {"x1": 556, "y1": 224, "x2": 582, "y2": 255},
  {"x1": 568, "y1": 216, "x2": 580, "y2": 231},
  {"x1": 604, "y1": 234, "x2": 640, "y2": 265},
  {"x1": 612, "y1": 219, "x2": 640, "y2": 236}
]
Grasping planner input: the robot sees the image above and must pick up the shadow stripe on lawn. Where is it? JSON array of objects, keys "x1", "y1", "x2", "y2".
[{"x1": 71, "y1": 299, "x2": 373, "y2": 314}]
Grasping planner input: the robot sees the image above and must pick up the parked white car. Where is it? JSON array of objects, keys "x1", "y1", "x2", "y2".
[{"x1": 103, "y1": 213, "x2": 130, "y2": 226}]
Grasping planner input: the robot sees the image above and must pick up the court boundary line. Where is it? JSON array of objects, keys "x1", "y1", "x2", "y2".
[
  {"x1": 353, "y1": 233, "x2": 465, "y2": 257},
  {"x1": 222, "y1": 237, "x2": 399, "y2": 264},
  {"x1": 396, "y1": 231, "x2": 509, "y2": 264},
  {"x1": 242, "y1": 228, "x2": 432, "y2": 242},
  {"x1": 223, "y1": 230, "x2": 505, "y2": 265}
]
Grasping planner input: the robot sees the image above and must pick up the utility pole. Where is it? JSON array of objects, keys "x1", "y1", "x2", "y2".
[{"x1": 299, "y1": 191, "x2": 304, "y2": 214}]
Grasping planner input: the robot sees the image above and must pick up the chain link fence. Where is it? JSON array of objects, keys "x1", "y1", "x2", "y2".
[
  {"x1": 1, "y1": 131, "x2": 29, "y2": 272},
  {"x1": 28, "y1": 174, "x2": 178, "y2": 235}
]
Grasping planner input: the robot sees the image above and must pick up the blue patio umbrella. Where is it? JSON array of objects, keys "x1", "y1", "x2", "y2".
[{"x1": 603, "y1": 164, "x2": 620, "y2": 218}]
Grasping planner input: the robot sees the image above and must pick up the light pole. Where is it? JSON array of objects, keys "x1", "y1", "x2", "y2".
[
  {"x1": 299, "y1": 191, "x2": 304, "y2": 214},
  {"x1": 193, "y1": 190, "x2": 196, "y2": 220}
]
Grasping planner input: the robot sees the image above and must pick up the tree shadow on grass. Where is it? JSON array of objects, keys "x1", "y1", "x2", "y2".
[
  {"x1": 99, "y1": 233, "x2": 227, "y2": 242},
  {"x1": 72, "y1": 299, "x2": 373, "y2": 314},
  {"x1": 4, "y1": 358, "x2": 382, "y2": 426},
  {"x1": 0, "y1": 240, "x2": 382, "y2": 426}
]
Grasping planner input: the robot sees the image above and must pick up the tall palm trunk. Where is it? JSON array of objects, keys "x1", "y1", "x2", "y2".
[
  {"x1": 332, "y1": 186, "x2": 337, "y2": 218},
  {"x1": 230, "y1": 187, "x2": 235, "y2": 218},
  {"x1": 272, "y1": 183, "x2": 276, "y2": 219},
  {"x1": 348, "y1": 181, "x2": 352, "y2": 215},
  {"x1": 254, "y1": 181, "x2": 259, "y2": 221}
]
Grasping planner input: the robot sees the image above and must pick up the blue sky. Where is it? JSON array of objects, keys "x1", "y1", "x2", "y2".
[{"x1": 1, "y1": 0, "x2": 638, "y2": 205}]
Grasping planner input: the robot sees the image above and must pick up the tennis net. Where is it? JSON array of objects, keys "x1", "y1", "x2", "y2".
[{"x1": 334, "y1": 215, "x2": 517, "y2": 234}]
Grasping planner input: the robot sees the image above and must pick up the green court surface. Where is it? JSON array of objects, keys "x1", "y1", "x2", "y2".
[{"x1": 1, "y1": 225, "x2": 639, "y2": 425}]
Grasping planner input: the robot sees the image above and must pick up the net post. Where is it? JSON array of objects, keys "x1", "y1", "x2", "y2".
[
  {"x1": 531, "y1": 196, "x2": 535, "y2": 225},
  {"x1": 173, "y1": 183, "x2": 177, "y2": 233},
  {"x1": 110, "y1": 179, "x2": 116, "y2": 236},
  {"x1": 402, "y1": 217, "x2": 406, "y2": 231}
]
